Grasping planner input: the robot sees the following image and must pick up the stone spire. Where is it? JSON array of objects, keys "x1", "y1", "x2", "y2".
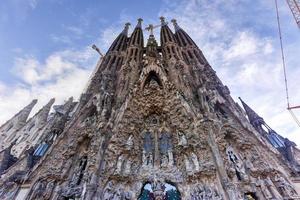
[
  {"x1": 160, "y1": 16, "x2": 177, "y2": 44},
  {"x1": 171, "y1": 19, "x2": 181, "y2": 32},
  {"x1": 0, "y1": 99, "x2": 37, "y2": 137},
  {"x1": 238, "y1": 97, "x2": 265, "y2": 126},
  {"x1": 171, "y1": 19, "x2": 207, "y2": 65},
  {"x1": 160, "y1": 17, "x2": 182, "y2": 60},
  {"x1": 171, "y1": 19, "x2": 197, "y2": 47},
  {"x1": 27, "y1": 98, "x2": 55, "y2": 130},
  {"x1": 53, "y1": 97, "x2": 74, "y2": 116},
  {"x1": 107, "y1": 22, "x2": 130, "y2": 52},
  {"x1": 127, "y1": 18, "x2": 144, "y2": 60},
  {"x1": 239, "y1": 97, "x2": 286, "y2": 148}
]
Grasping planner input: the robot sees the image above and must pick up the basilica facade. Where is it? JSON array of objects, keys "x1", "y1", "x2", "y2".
[{"x1": 0, "y1": 17, "x2": 300, "y2": 200}]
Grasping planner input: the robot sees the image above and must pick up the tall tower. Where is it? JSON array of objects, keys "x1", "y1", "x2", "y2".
[{"x1": 0, "y1": 18, "x2": 300, "y2": 200}]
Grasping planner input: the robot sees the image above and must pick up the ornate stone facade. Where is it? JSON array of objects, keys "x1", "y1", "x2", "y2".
[{"x1": 0, "y1": 17, "x2": 300, "y2": 200}]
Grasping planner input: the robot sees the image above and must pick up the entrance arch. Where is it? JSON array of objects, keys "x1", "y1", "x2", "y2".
[{"x1": 138, "y1": 182, "x2": 181, "y2": 200}]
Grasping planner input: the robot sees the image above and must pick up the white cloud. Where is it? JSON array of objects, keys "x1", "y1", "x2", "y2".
[
  {"x1": 1, "y1": 0, "x2": 299, "y2": 148},
  {"x1": 28, "y1": 0, "x2": 38, "y2": 9},
  {"x1": 0, "y1": 47, "x2": 98, "y2": 124},
  {"x1": 161, "y1": 0, "x2": 300, "y2": 146}
]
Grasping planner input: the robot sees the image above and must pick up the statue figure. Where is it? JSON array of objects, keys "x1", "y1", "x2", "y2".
[
  {"x1": 161, "y1": 154, "x2": 168, "y2": 167},
  {"x1": 116, "y1": 155, "x2": 125, "y2": 174},
  {"x1": 123, "y1": 159, "x2": 131, "y2": 175},
  {"x1": 125, "y1": 135, "x2": 134, "y2": 150},
  {"x1": 257, "y1": 177, "x2": 272, "y2": 199},
  {"x1": 197, "y1": 86, "x2": 209, "y2": 112},
  {"x1": 112, "y1": 188, "x2": 123, "y2": 199},
  {"x1": 148, "y1": 153, "x2": 153, "y2": 166},
  {"x1": 70, "y1": 156, "x2": 88, "y2": 187},
  {"x1": 43, "y1": 180, "x2": 55, "y2": 200},
  {"x1": 142, "y1": 149, "x2": 153, "y2": 167},
  {"x1": 265, "y1": 177, "x2": 282, "y2": 199},
  {"x1": 226, "y1": 146, "x2": 248, "y2": 181},
  {"x1": 103, "y1": 181, "x2": 113, "y2": 200},
  {"x1": 152, "y1": 179, "x2": 165, "y2": 200},
  {"x1": 274, "y1": 174, "x2": 297, "y2": 197},
  {"x1": 178, "y1": 132, "x2": 188, "y2": 147},
  {"x1": 30, "y1": 180, "x2": 47, "y2": 200},
  {"x1": 168, "y1": 149, "x2": 174, "y2": 166},
  {"x1": 184, "y1": 155, "x2": 192, "y2": 172},
  {"x1": 191, "y1": 152, "x2": 200, "y2": 171},
  {"x1": 242, "y1": 156, "x2": 254, "y2": 175},
  {"x1": 190, "y1": 184, "x2": 223, "y2": 200}
]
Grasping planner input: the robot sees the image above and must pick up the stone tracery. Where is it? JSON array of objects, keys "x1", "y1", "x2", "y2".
[{"x1": 0, "y1": 18, "x2": 299, "y2": 200}]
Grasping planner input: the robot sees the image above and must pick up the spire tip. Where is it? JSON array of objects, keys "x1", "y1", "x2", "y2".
[
  {"x1": 137, "y1": 18, "x2": 143, "y2": 28},
  {"x1": 171, "y1": 19, "x2": 180, "y2": 31},
  {"x1": 160, "y1": 16, "x2": 167, "y2": 26}
]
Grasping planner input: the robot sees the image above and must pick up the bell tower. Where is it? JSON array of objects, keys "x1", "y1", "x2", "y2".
[{"x1": 0, "y1": 17, "x2": 300, "y2": 200}]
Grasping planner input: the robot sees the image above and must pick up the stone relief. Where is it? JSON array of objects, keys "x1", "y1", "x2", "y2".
[
  {"x1": 190, "y1": 184, "x2": 223, "y2": 200},
  {"x1": 102, "y1": 181, "x2": 132, "y2": 200}
]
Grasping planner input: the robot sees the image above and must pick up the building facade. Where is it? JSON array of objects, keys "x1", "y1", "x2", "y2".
[{"x1": 0, "y1": 17, "x2": 300, "y2": 200}]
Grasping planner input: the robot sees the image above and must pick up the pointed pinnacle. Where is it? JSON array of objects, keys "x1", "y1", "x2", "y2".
[
  {"x1": 47, "y1": 98, "x2": 55, "y2": 106},
  {"x1": 171, "y1": 19, "x2": 180, "y2": 31},
  {"x1": 137, "y1": 18, "x2": 143, "y2": 28},
  {"x1": 160, "y1": 16, "x2": 167, "y2": 26},
  {"x1": 122, "y1": 22, "x2": 131, "y2": 35}
]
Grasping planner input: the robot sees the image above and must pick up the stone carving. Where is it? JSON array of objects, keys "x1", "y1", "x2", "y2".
[
  {"x1": 159, "y1": 131, "x2": 173, "y2": 167},
  {"x1": 152, "y1": 179, "x2": 165, "y2": 200},
  {"x1": 70, "y1": 156, "x2": 88, "y2": 187},
  {"x1": 264, "y1": 177, "x2": 282, "y2": 199},
  {"x1": 185, "y1": 152, "x2": 200, "y2": 173},
  {"x1": 125, "y1": 135, "x2": 134, "y2": 150},
  {"x1": 29, "y1": 180, "x2": 47, "y2": 200},
  {"x1": 43, "y1": 180, "x2": 55, "y2": 199},
  {"x1": 274, "y1": 174, "x2": 298, "y2": 198},
  {"x1": 0, "y1": 18, "x2": 299, "y2": 200},
  {"x1": 226, "y1": 146, "x2": 248, "y2": 181},
  {"x1": 190, "y1": 184, "x2": 223, "y2": 200},
  {"x1": 257, "y1": 177, "x2": 273, "y2": 199},
  {"x1": 123, "y1": 159, "x2": 132, "y2": 175},
  {"x1": 102, "y1": 181, "x2": 132, "y2": 200},
  {"x1": 142, "y1": 131, "x2": 154, "y2": 167},
  {"x1": 116, "y1": 154, "x2": 125, "y2": 174},
  {"x1": 178, "y1": 131, "x2": 188, "y2": 147}
]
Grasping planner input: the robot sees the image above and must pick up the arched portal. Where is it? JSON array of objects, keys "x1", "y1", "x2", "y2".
[{"x1": 138, "y1": 182, "x2": 181, "y2": 200}]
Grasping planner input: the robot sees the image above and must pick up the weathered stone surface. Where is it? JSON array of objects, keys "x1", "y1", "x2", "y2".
[{"x1": 0, "y1": 18, "x2": 300, "y2": 200}]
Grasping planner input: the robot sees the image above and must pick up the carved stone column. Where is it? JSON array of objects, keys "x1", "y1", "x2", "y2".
[{"x1": 204, "y1": 119, "x2": 239, "y2": 200}]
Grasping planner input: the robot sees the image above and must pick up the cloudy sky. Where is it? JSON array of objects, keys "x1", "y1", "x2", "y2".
[{"x1": 0, "y1": 0, "x2": 299, "y2": 145}]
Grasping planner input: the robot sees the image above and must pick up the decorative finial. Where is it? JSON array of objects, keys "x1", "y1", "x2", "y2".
[
  {"x1": 171, "y1": 19, "x2": 180, "y2": 31},
  {"x1": 137, "y1": 18, "x2": 143, "y2": 28},
  {"x1": 92, "y1": 44, "x2": 104, "y2": 57},
  {"x1": 160, "y1": 16, "x2": 167, "y2": 26},
  {"x1": 122, "y1": 22, "x2": 131, "y2": 35},
  {"x1": 145, "y1": 24, "x2": 155, "y2": 35}
]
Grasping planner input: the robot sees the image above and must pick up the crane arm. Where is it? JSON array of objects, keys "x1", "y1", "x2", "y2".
[{"x1": 286, "y1": 0, "x2": 300, "y2": 28}]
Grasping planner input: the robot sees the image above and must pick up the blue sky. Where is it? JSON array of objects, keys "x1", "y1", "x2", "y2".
[{"x1": 0, "y1": 0, "x2": 300, "y2": 145}]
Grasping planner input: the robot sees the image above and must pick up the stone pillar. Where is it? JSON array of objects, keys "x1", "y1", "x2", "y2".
[{"x1": 204, "y1": 119, "x2": 239, "y2": 200}]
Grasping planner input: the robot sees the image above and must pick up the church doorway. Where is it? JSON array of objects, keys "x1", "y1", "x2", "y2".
[{"x1": 138, "y1": 182, "x2": 181, "y2": 200}]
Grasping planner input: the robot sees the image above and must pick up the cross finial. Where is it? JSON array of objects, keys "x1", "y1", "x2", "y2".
[{"x1": 145, "y1": 24, "x2": 155, "y2": 35}]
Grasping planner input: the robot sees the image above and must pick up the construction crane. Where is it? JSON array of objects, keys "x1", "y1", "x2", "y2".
[
  {"x1": 275, "y1": 0, "x2": 300, "y2": 127},
  {"x1": 286, "y1": 0, "x2": 300, "y2": 28}
]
